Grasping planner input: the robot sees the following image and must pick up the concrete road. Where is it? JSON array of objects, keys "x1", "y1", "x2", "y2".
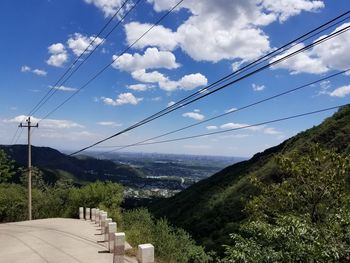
[{"x1": 0, "y1": 218, "x2": 137, "y2": 263}]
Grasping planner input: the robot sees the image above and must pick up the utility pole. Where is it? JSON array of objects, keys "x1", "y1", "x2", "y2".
[{"x1": 19, "y1": 117, "x2": 38, "y2": 221}]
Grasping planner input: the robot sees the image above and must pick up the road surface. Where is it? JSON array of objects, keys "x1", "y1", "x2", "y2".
[{"x1": 0, "y1": 218, "x2": 137, "y2": 263}]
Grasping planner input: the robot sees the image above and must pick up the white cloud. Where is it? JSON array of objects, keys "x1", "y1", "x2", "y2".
[
  {"x1": 167, "y1": 101, "x2": 176, "y2": 107},
  {"x1": 261, "y1": 0, "x2": 324, "y2": 23},
  {"x1": 50, "y1": 85, "x2": 77, "y2": 92},
  {"x1": 46, "y1": 43, "x2": 68, "y2": 67},
  {"x1": 178, "y1": 73, "x2": 208, "y2": 90},
  {"x1": 182, "y1": 111, "x2": 205, "y2": 121},
  {"x1": 131, "y1": 0, "x2": 323, "y2": 63},
  {"x1": 252, "y1": 83, "x2": 265, "y2": 91},
  {"x1": 125, "y1": 22, "x2": 178, "y2": 50},
  {"x1": 225, "y1": 107, "x2": 237, "y2": 113},
  {"x1": 32, "y1": 69, "x2": 47, "y2": 76},
  {"x1": 132, "y1": 69, "x2": 168, "y2": 83},
  {"x1": 206, "y1": 125, "x2": 218, "y2": 130},
  {"x1": 220, "y1": 122, "x2": 263, "y2": 131},
  {"x1": 21, "y1": 66, "x2": 47, "y2": 76},
  {"x1": 329, "y1": 85, "x2": 350, "y2": 98},
  {"x1": 263, "y1": 127, "x2": 282, "y2": 135},
  {"x1": 21, "y1": 65, "x2": 31, "y2": 72},
  {"x1": 272, "y1": 23, "x2": 350, "y2": 74},
  {"x1": 127, "y1": 84, "x2": 153, "y2": 91},
  {"x1": 5, "y1": 115, "x2": 83, "y2": 129},
  {"x1": 83, "y1": 0, "x2": 131, "y2": 18},
  {"x1": 97, "y1": 121, "x2": 123, "y2": 127},
  {"x1": 67, "y1": 33, "x2": 104, "y2": 56},
  {"x1": 132, "y1": 69, "x2": 207, "y2": 92},
  {"x1": 112, "y1": 47, "x2": 179, "y2": 72},
  {"x1": 101, "y1": 92, "x2": 143, "y2": 106}
]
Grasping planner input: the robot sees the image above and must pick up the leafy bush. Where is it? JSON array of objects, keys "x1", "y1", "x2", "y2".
[
  {"x1": 222, "y1": 145, "x2": 350, "y2": 262},
  {"x1": 122, "y1": 208, "x2": 212, "y2": 263}
]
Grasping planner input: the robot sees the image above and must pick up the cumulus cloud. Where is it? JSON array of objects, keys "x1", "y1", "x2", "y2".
[
  {"x1": 50, "y1": 85, "x2": 77, "y2": 92},
  {"x1": 83, "y1": 0, "x2": 131, "y2": 18},
  {"x1": 97, "y1": 121, "x2": 123, "y2": 127},
  {"x1": 329, "y1": 85, "x2": 350, "y2": 98},
  {"x1": 182, "y1": 110, "x2": 205, "y2": 121},
  {"x1": 272, "y1": 23, "x2": 350, "y2": 74},
  {"x1": 112, "y1": 47, "x2": 179, "y2": 72},
  {"x1": 132, "y1": 69, "x2": 207, "y2": 92},
  {"x1": 167, "y1": 101, "x2": 176, "y2": 107},
  {"x1": 67, "y1": 33, "x2": 104, "y2": 56},
  {"x1": 21, "y1": 65, "x2": 47, "y2": 76},
  {"x1": 263, "y1": 127, "x2": 282, "y2": 135},
  {"x1": 127, "y1": 0, "x2": 323, "y2": 63},
  {"x1": 101, "y1": 92, "x2": 143, "y2": 106},
  {"x1": 46, "y1": 43, "x2": 68, "y2": 67},
  {"x1": 220, "y1": 122, "x2": 263, "y2": 131},
  {"x1": 206, "y1": 125, "x2": 218, "y2": 130},
  {"x1": 252, "y1": 83, "x2": 265, "y2": 91},
  {"x1": 5, "y1": 115, "x2": 83, "y2": 129},
  {"x1": 125, "y1": 22, "x2": 178, "y2": 50},
  {"x1": 127, "y1": 84, "x2": 154, "y2": 91}
]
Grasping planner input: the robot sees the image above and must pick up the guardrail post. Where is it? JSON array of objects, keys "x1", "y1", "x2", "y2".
[
  {"x1": 85, "y1": 208, "x2": 90, "y2": 220},
  {"x1": 113, "y1": 232, "x2": 125, "y2": 263},
  {"x1": 104, "y1": 218, "x2": 112, "y2": 242},
  {"x1": 137, "y1": 244, "x2": 154, "y2": 263},
  {"x1": 100, "y1": 213, "x2": 107, "y2": 234},
  {"x1": 95, "y1": 208, "x2": 100, "y2": 224},
  {"x1": 91, "y1": 208, "x2": 96, "y2": 221},
  {"x1": 79, "y1": 207, "x2": 84, "y2": 220},
  {"x1": 108, "y1": 222, "x2": 117, "y2": 252}
]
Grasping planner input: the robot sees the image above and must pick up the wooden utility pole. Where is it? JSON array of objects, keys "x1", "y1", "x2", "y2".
[{"x1": 19, "y1": 117, "x2": 38, "y2": 220}]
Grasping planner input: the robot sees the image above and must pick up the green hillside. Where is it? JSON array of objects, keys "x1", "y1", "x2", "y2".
[
  {"x1": 151, "y1": 105, "x2": 350, "y2": 253},
  {"x1": 0, "y1": 145, "x2": 143, "y2": 185}
]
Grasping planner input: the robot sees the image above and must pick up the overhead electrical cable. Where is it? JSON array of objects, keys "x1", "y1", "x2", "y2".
[
  {"x1": 38, "y1": 0, "x2": 185, "y2": 123},
  {"x1": 95, "y1": 68, "x2": 350, "y2": 152},
  {"x1": 102, "y1": 104, "x2": 349, "y2": 148},
  {"x1": 69, "y1": 21, "x2": 350, "y2": 155},
  {"x1": 29, "y1": 0, "x2": 135, "y2": 117}
]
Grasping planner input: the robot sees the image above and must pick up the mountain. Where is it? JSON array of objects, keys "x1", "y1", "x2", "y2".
[
  {"x1": 0, "y1": 145, "x2": 143, "y2": 185},
  {"x1": 150, "y1": 105, "x2": 350, "y2": 252}
]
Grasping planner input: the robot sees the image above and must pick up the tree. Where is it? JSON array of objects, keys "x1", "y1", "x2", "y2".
[
  {"x1": 0, "y1": 150, "x2": 15, "y2": 183},
  {"x1": 222, "y1": 144, "x2": 350, "y2": 262}
]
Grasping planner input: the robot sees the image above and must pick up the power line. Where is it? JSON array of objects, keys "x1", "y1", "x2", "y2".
[
  {"x1": 10, "y1": 0, "x2": 134, "y2": 144},
  {"x1": 28, "y1": 0, "x2": 134, "y2": 116},
  {"x1": 96, "y1": 68, "x2": 350, "y2": 152},
  {"x1": 101, "y1": 104, "x2": 349, "y2": 148},
  {"x1": 38, "y1": 0, "x2": 184, "y2": 123},
  {"x1": 30, "y1": 0, "x2": 140, "y2": 117},
  {"x1": 69, "y1": 19, "x2": 350, "y2": 155}
]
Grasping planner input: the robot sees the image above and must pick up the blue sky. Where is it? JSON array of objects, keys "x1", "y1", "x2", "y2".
[{"x1": 0, "y1": 0, "x2": 349, "y2": 157}]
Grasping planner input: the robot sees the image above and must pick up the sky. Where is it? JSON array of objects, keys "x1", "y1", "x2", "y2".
[{"x1": 0, "y1": 0, "x2": 350, "y2": 157}]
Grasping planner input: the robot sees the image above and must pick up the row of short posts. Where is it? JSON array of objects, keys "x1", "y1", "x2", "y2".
[{"x1": 80, "y1": 207, "x2": 154, "y2": 263}]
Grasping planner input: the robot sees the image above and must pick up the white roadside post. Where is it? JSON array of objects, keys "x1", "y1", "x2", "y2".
[
  {"x1": 113, "y1": 232, "x2": 125, "y2": 263},
  {"x1": 104, "y1": 218, "x2": 112, "y2": 243},
  {"x1": 85, "y1": 208, "x2": 91, "y2": 220},
  {"x1": 108, "y1": 222, "x2": 117, "y2": 252},
  {"x1": 91, "y1": 208, "x2": 96, "y2": 221},
  {"x1": 100, "y1": 211, "x2": 107, "y2": 227},
  {"x1": 100, "y1": 213, "x2": 107, "y2": 234},
  {"x1": 137, "y1": 244, "x2": 154, "y2": 263},
  {"x1": 95, "y1": 208, "x2": 100, "y2": 224},
  {"x1": 79, "y1": 207, "x2": 84, "y2": 220}
]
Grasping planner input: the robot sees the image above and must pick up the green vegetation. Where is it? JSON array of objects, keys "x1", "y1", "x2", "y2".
[
  {"x1": 151, "y1": 105, "x2": 350, "y2": 257},
  {"x1": 0, "y1": 148, "x2": 209, "y2": 262},
  {"x1": 122, "y1": 208, "x2": 212, "y2": 263},
  {"x1": 221, "y1": 145, "x2": 350, "y2": 262}
]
